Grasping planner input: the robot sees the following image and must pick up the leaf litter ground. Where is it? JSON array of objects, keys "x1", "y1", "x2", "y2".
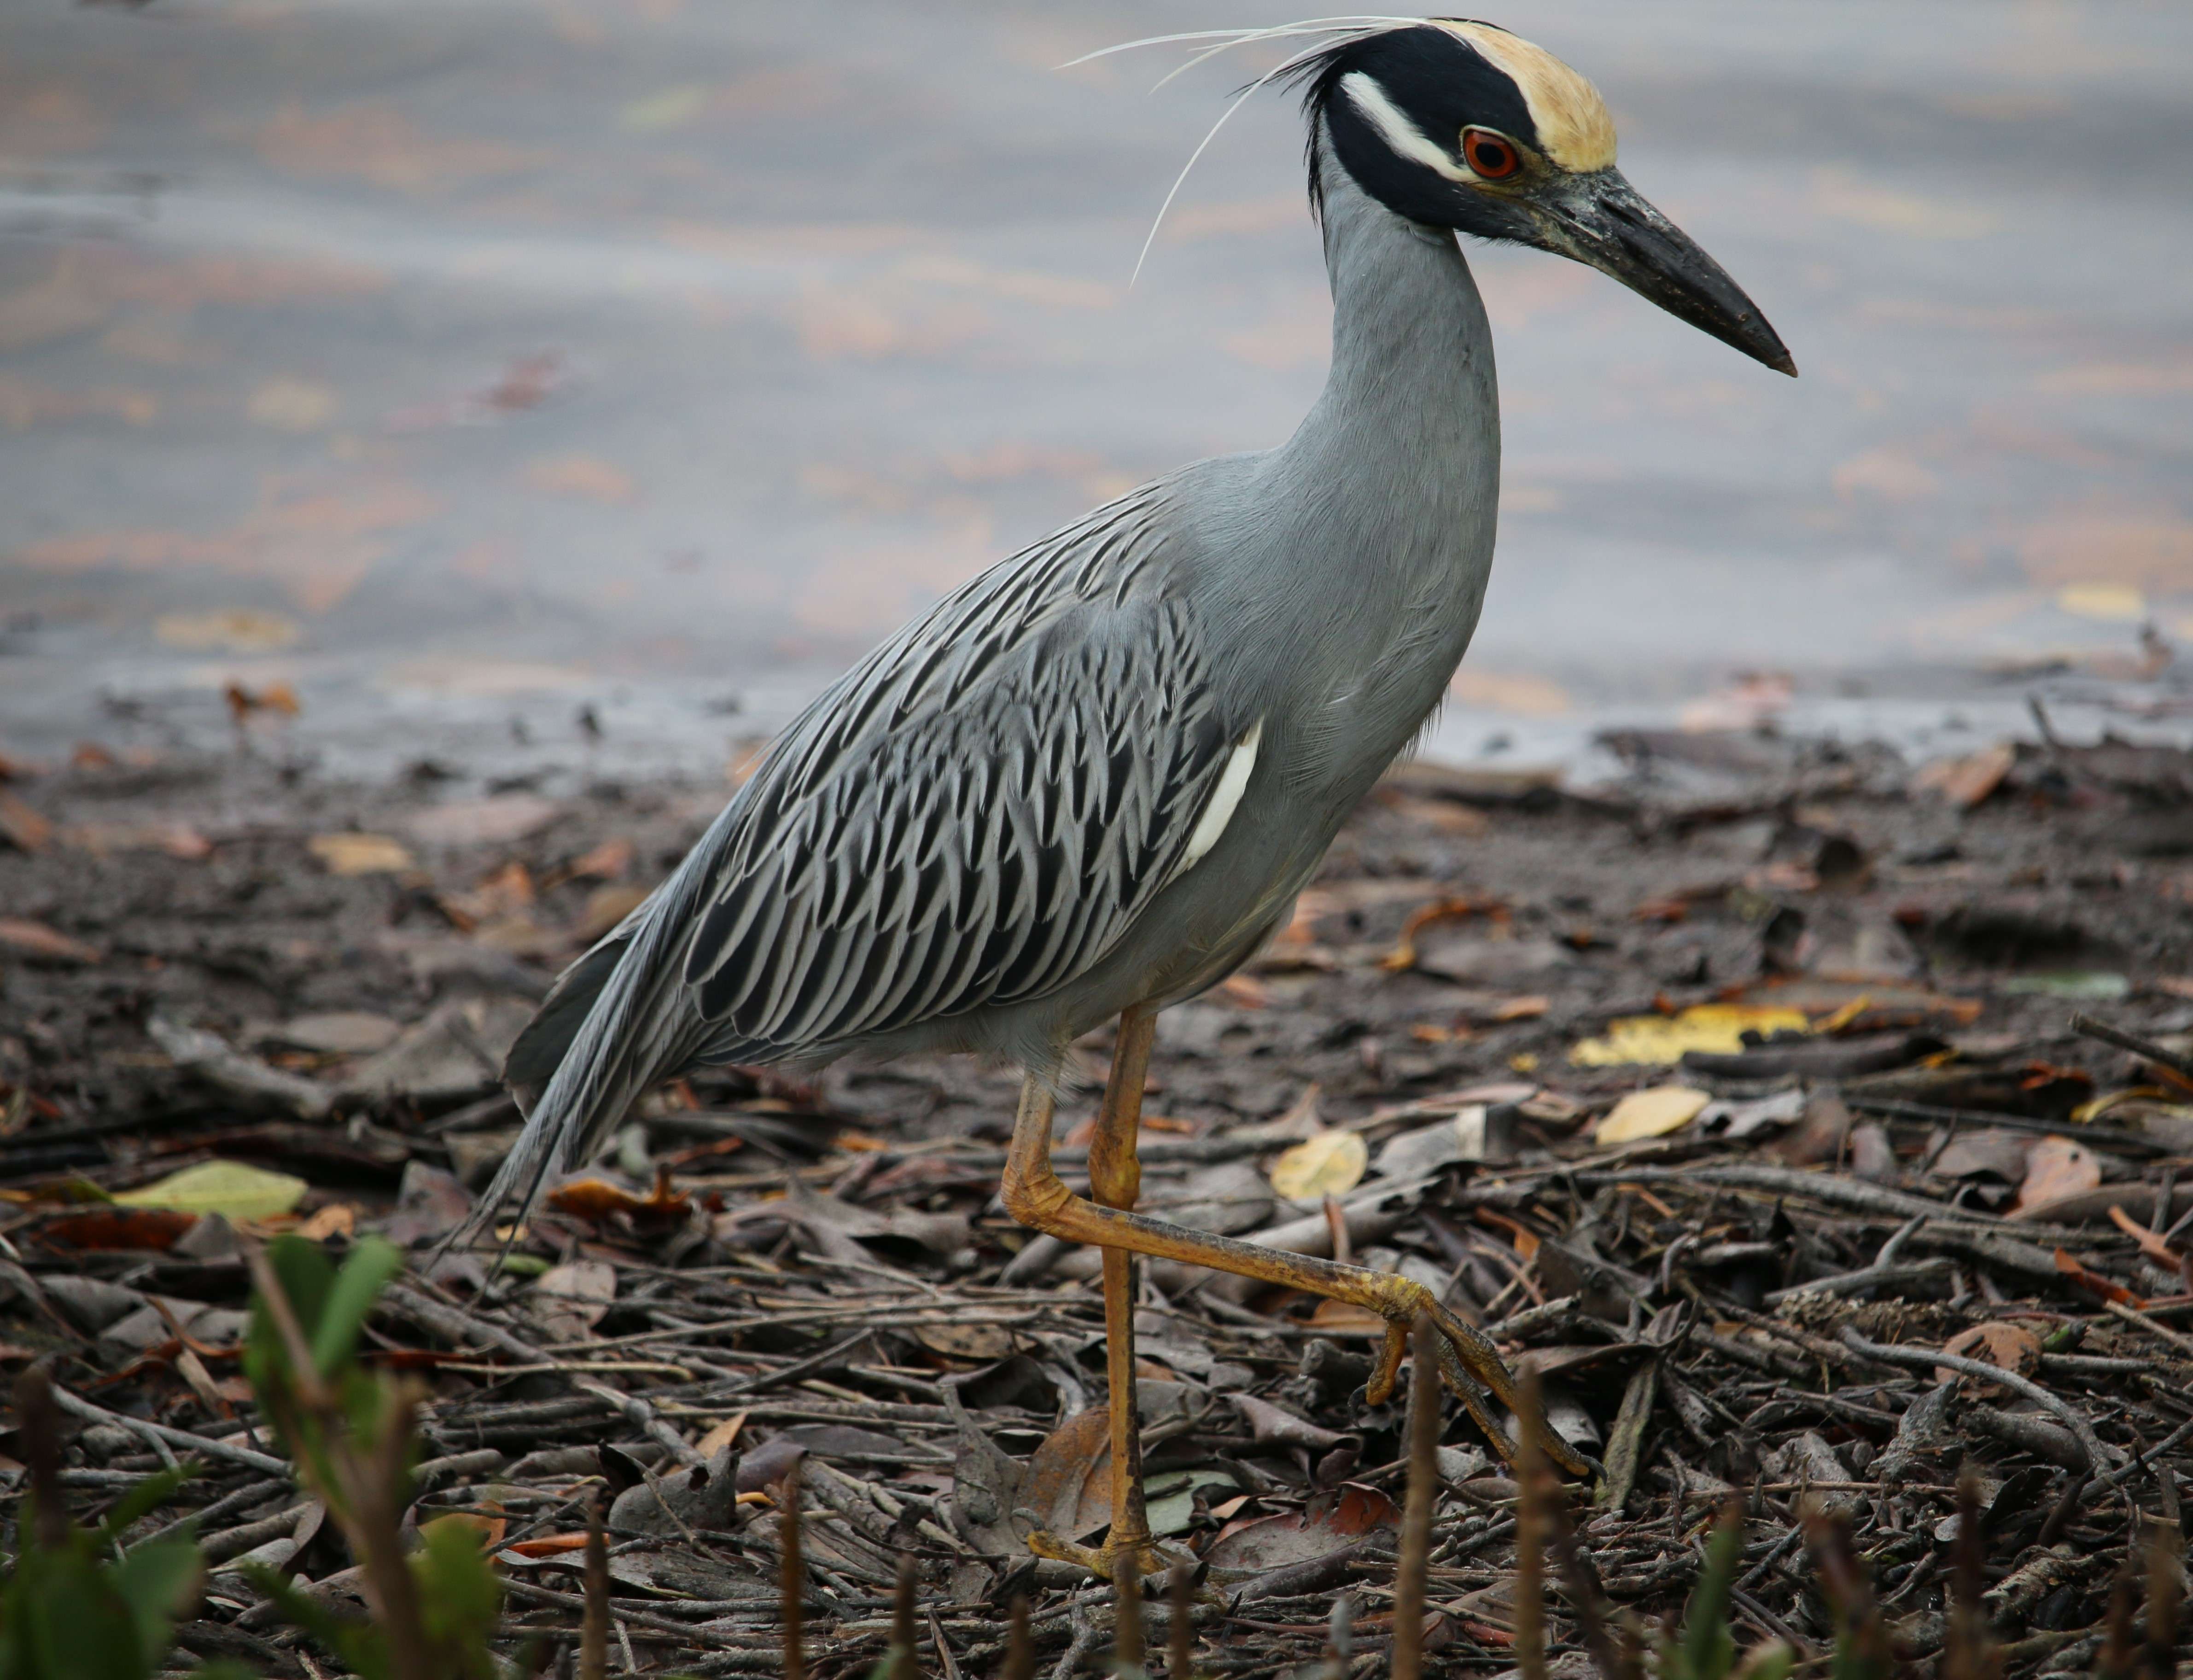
[{"x1": 5, "y1": 727, "x2": 2193, "y2": 1674}]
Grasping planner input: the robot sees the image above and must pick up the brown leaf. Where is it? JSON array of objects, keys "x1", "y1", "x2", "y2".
[
  {"x1": 406, "y1": 793, "x2": 559, "y2": 848},
  {"x1": 530, "y1": 1259, "x2": 617, "y2": 1342},
  {"x1": 2108, "y1": 1204, "x2": 2183, "y2": 1263},
  {"x1": 2012, "y1": 1135, "x2": 2103, "y2": 1216},
  {"x1": 1379, "y1": 894, "x2": 1505, "y2": 972},
  {"x1": 1204, "y1": 1484, "x2": 1399, "y2": 1570},
  {"x1": 545, "y1": 1173, "x2": 691, "y2": 1232},
  {"x1": 1306, "y1": 1299, "x2": 1387, "y2": 1336},
  {"x1": 1914, "y1": 741, "x2": 2016, "y2": 809},
  {"x1": 0, "y1": 918, "x2": 99, "y2": 965},
  {"x1": 1936, "y1": 1322, "x2": 2041, "y2": 1397},
  {"x1": 2054, "y1": 1248, "x2": 2146, "y2": 1308},
  {"x1": 0, "y1": 792, "x2": 52, "y2": 853},
  {"x1": 1022, "y1": 1409, "x2": 1112, "y2": 1541},
  {"x1": 1229, "y1": 1393, "x2": 1350, "y2": 1451},
  {"x1": 38, "y1": 1208, "x2": 198, "y2": 1251},
  {"x1": 915, "y1": 1323, "x2": 1017, "y2": 1362},
  {"x1": 567, "y1": 837, "x2": 636, "y2": 881}
]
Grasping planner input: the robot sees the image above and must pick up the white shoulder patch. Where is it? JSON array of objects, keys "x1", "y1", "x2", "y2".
[{"x1": 1178, "y1": 720, "x2": 1263, "y2": 875}]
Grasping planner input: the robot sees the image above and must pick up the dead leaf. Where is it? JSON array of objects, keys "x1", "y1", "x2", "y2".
[
  {"x1": 2108, "y1": 1204, "x2": 2184, "y2": 1263},
  {"x1": 1306, "y1": 1299, "x2": 1387, "y2": 1336},
  {"x1": 1022, "y1": 1409, "x2": 1113, "y2": 1541},
  {"x1": 1594, "y1": 1086, "x2": 1712, "y2": 1145},
  {"x1": 1205, "y1": 1484, "x2": 1399, "y2": 1570},
  {"x1": 114, "y1": 1160, "x2": 308, "y2": 1221},
  {"x1": 1379, "y1": 894, "x2": 1505, "y2": 972},
  {"x1": 566, "y1": 837, "x2": 635, "y2": 881},
  {"x1": 530, "y1": 1260, "x2": 617, "y2": 1342},
  {"x1": 1571, "y1": 1006, "x2": 1809, "y2": 1068},
  {"x1": 1936, "y1": 1323, "x2": 2041, "y2": 1397},
  {"x1": 2053, "y1": 1248, "x2": 2145, "y2": 1307},
  {"x1": 422, "y1": 1511, "x2": 506, "y2": 1550},
  {"x1": 308, "y1": 833, "x2": 415, "y2": 875},
  {"x1": 1931, "y1": 1128, "x2": 2034, "y2": 1183},
  {"x1": 1914, "y1": 742, "x2": 2016, "y2": 809},
  {"x1": 1269, "y1": 1130, "x2": 1368, "y2": 1202},
  {"x1": 293, "y1": 1204, "x2": 356, "y2": 1242},
  {"x1": 0, "y1": 792, "x2": 52, "y2": 853},
  {"x1": 223, "y1": 680, "x2": 299, "y2": 724},
  {"x1": 577, "y1": 883, "x2": 651, "y2": 942},
  {"x1": 546, "y1": 1173, "x2": 692, "y2": 1232},
  {"x1": 406, "y1": 794, "x2": 559, "y2": 848},
  {"x1": 2012, "y1": 1136, "x2": 2103, "y2": 1215},
  {"x1": 915, "y1": 1323, "x2": 1018, "y2": 1362},
  {"x1": 500, "y1": 1532, "x2": 590, "y2": 1560},
  {"x1": 1230, "y1": 1393, "x2": 1351, "y2": 1451},
  {"x1": 694, "y1": 1412, "x2": 749, "y2": 1459},
  {"x1": 38, "y1": 1208, "x2": 198, "y2": 1251},
  {"x1": 0, "y1": 918, "x2": 99, "y2": 964}
]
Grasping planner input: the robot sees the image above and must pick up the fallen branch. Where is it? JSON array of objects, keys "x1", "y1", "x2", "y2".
[{"x1": 1837, "y1": 1326, "x2": 2113, "y2": 1473}]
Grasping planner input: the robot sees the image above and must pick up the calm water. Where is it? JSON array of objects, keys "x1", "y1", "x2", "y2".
[{"x1": 2, "y1": 0, "x2": 2190, "y2": 782}]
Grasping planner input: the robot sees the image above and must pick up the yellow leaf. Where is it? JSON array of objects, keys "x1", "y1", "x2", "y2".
[
  {"x1": 694, "y1": 1412, "x2": 749, "y2": 1458},
  {"x1": 1569, "y1": 1004, "x2": 1809, "y2": 1067},
  {"x1": 308, "y1": 833, "x2": 415, "y2": 875},
  {"x1": 1269, "y1": 1129, "x2": 1367, "y2": 1202},
  {"x1": 1595, "y1": 1086, "x2": 1712, "y2": 1145},
  {"x1": 114, "y1": 1159, "x2": 308, "y2": 1221}
]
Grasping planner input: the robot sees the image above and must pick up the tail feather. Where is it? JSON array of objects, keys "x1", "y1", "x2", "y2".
[{"x1": 450, "y1": 870, "x2": 711, "y2": 1249}]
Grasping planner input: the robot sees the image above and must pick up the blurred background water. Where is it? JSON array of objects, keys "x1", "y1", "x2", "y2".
[{"x1": 1, "y1": 0, "x2": 2189, "y2": 784}]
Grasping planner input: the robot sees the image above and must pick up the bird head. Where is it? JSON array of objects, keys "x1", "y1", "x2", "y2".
[{"x1": 1302, "y1": 20, "x2": 1795, "y2": 375}]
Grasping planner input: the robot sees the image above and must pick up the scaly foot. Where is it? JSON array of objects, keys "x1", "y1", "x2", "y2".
[
  {"x1": 1028, "y1": 1524, "x2": 1180, "y2": 1580},
  {"x1": 1358, "y1": 1278, "x2": 1601, "y2": 1480}
]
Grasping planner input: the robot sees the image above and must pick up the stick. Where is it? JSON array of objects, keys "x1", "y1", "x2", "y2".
[
  {"x1": 47, "y1": 1382, "x2": 289, "y2": 1476},
  {"x1": 2068, "y1": 1011, "x2": 2193, "y2": 1084},
  {"x1": 577, "y1": 1494, "x2": 609, "y2": 1680},
  {"x1": 1391, "y1": 1316, "x2": 1440, "y2": 1680},
  {"x1": 1837, "y1": 1328, "x2": 2113, "y2": 1472}
]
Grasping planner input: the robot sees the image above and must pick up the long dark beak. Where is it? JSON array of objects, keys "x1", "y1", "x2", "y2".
[{"x1": 1536, "y1": 169, "x2": 1796, "y2": 376}]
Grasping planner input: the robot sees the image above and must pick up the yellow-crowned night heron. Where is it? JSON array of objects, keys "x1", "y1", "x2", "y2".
[{"x1": 467, "y1": 17, "x2": 1792, "y2": 1573}]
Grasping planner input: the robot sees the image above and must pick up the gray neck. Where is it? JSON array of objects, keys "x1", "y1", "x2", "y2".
[{"x1": 1274, "y1": 128, "x2": 1500, "y2": 556}]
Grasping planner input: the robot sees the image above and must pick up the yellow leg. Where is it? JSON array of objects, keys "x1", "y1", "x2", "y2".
[
  {"x1": 1002, "y1": 1063, "x2": 1594, "y2": 1488},
  {"x1": 1027, "y1": 1010, "x2": 1172, "y2": 1577}
]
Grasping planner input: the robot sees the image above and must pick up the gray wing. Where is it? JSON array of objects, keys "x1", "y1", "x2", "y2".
[{"x1": 680, "y1": 484, "x2": 1240, "y2": 1057}]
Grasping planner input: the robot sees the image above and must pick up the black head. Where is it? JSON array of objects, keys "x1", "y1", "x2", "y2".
[{"x1": 1299, "y1": 21, "x2": 1794, "y2": 375}]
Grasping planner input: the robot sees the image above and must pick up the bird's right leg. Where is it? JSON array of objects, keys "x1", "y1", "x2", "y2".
[{"x1": 1002, "y1": 1072, "x2": 1592, "y2": 1482}]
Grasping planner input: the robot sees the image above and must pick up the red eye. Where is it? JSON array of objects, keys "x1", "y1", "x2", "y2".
[{"x1": 1462, "y1": 128, "x2": 1520, "y2": 180}]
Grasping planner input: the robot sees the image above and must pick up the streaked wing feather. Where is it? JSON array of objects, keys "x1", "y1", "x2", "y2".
[{"x1": 682, "y1": 485, "x2": 1235, "y2": 1054}]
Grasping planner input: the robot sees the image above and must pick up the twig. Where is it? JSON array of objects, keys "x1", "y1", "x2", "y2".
[
  {"x1": 382, "y1": 1283, "x2": 703, "y2": 1466},
  {"x1": 1002, "y1": 1594, "x2": 1034, "y2": 1680},
  {"x1": 148, "y1": 1012, "x2": 333, "y2": 1120},
  {"x1": 782, "y1": 1462, "x2": 807, "y2": 1680},
  {"x1": 1391, "y1": 1317, "x2": 1440, "y2": 1680},
  {"x1": 1512, "y1": 1364, "x2": 1548, "y2": 1680},
  {"x1": 2069, "y1": 1011, "x2": 2193, "y2": 1084},
  {"x1": 891, "y1": 1555, "x2": 919, "y2": 1680},
  {"x1": 2104, "y1": 1298, "x2": 2193, "y2": 1360},
  {"x1": 580, "y1": 1495, "x2": 609, "y2": 1680},
  {"x1": 1169, "y1": 1563, "x2": 1195, "y2": 1680},
  {"x1": 1762, "y1": 1257, "x2": 1958, "y2": 1306},
  {"x1": 1838, "y1": 1326, "x2": 2113, "y2": 1471},
  {"x1": 47, "y1": 1381, "x2": 289, "y2": 1476},
  {"x1": 1114, "y1": 1547, "x2": 1145, "y2": 1671}
]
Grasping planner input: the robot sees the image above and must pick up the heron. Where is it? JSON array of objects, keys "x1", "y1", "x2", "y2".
[{"x1": 464, "y1": 16, "x2": 1792, "y2": 1577}]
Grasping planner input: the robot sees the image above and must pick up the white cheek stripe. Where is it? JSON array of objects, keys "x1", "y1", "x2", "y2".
[
  {"x1": 1339, "y1": 70, "x2": 1471, "y2": 183},
  {"x1": 1180, "y1": 719, "x2": 1264, "y2": 871}
]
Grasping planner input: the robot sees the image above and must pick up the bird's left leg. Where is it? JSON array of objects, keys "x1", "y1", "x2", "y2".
[
  {"x1": 1003, "y1": 1072, "x2": 1593, "y2": 1485},
  {"x1": 1024, "y1": 1007, "x2": 1173, "y2": 1580}
]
